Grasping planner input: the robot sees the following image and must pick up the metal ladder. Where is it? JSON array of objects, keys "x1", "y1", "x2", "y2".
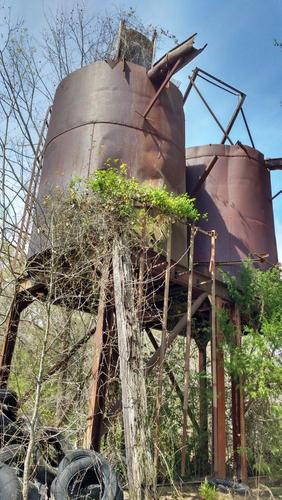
[{"x1": 14, "y1": 106, "x2": 52, "y2": 267}]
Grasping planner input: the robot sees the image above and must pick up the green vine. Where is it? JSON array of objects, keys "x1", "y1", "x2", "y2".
[{"x1": 69, "y1": 163, "x2": 201, "y2": 224}]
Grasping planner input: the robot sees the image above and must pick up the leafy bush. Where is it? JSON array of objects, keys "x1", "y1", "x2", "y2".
[
  {"x1": 69, "y1": 163, "x2": 201, "y2": 224},
  {"x1": 221, "y1": 261, "x2": 282, "y2": 477},
  {"x1": 199, "y1": 478, "x2": 217, "y2": 500}
]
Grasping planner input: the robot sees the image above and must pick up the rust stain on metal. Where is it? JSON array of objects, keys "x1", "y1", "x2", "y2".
[
  {"x1": 186, "y1": 144, "x2": 278, "y2": 274},
  {"x1": 29, "y1": 60, "x2": 188, "y2": 262}
]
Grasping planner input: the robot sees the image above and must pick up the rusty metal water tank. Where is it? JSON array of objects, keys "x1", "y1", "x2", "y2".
[
  {"x1": 28, "y1": 60, "x2": 186, "y2": 260},
  {"x1": 186, "y1": 144, "x2": 278, "y2": 273}
]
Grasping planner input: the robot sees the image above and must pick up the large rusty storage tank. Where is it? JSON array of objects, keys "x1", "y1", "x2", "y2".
[
  {"x1": 186, "y1": 144, "x2": 278, "y2": 273},
  {"x1": 28, "y1": 60, "x2": 186, "y2": 261}
]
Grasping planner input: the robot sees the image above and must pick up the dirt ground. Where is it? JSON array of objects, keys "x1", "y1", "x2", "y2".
[{"x1": 124, "y1": 483, "x2": 282, "y2": 498}]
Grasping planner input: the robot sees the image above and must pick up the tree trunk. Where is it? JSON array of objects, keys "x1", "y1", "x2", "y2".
[{"x1": 112, "y1": 236, "x2": 156, "y2": 500}]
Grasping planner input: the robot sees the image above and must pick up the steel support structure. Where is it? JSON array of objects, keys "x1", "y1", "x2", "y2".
[
  {"x1": 231, "y1": 305, "x2": 247, "y2": 482},
  {"x1": 210, "y1": 230, "x2": 226, "y2": 478},
  {"x1": 0, "y1": 288, "x2": 36, "y2": 387},
  {"x1": 1, "y1": 227, "x2": 248, "y2": 481},
  {"x1": 84, "y1": 262, "x2": 113, "y2": 450},
  {"x1": 181, "y1": 225, "x2": 196, "y2": 475},
  {"x1": 183, "y1": 67, "x2": 254, "y2": 149},
  {"x1": 142, "y1": 57, "x2": 183, "y2": 119},
  {"x1": 198, "y1": 342, "x2": 209, "y2": 475},
  {"x1": 213, "y1": 296, "x2": 226, "y2": 478}
]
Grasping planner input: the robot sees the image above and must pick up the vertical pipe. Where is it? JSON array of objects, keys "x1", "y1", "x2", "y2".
[
  {"x1": 209, "y1": 230, "x2": 218, "y2": 474},
  {"x1": 154, "y1": 223, "x2": 172, "y2": 469},
  {"x1": 215, "y1": 296, "x2": 226, "y2": 479},
  {"x1": 181, "y1": 224, "x2": 195, "y2": 476},
  {"x1": 231, "y1": 371, "x2": 240, "y2": 478},
  {"x1": 232, "y1": 305, "x2": 247, "y2": 482},
  {"x1": 198, "y1": 345, "x2": 209, "y2": 475}
]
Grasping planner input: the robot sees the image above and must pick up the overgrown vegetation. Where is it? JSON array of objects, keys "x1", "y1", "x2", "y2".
[
  {"x1": 3, "y1": 168, "x2": 282, "y2": 494},
  {"x1": 0, "y1": 0, "x2": 281, "y2": 495},
  {"x1": 1, "y1": 166, "x2": 201, "y2": 498},
  {"x1": 221, "y1": 261, "x2": 282, "y2": 478},
  {"x1": 70, "y1": 164, "x2": 200, "y2": 223}
]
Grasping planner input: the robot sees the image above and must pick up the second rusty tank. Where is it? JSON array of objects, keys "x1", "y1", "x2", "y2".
[{"x1": 186, "y1": 144, "x2": 278, "y2": 273}]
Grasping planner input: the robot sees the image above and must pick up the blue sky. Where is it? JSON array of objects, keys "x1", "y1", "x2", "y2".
[{"x1": 12, "y1": 0, "x2": 282, "y2": 260}]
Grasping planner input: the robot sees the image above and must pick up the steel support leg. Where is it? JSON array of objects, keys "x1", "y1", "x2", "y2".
[
  {"x1": 0, "y1": 293, "x2": 32, "y2": 387},
  {"x1": 88, "y1": 306, "x2": 115, "y2": 451},
  {"x1": 231, "y1": 305, "x2": 247, "y2": 482},
  {"x1": 198, "y1": 344, "x2": 209, "y2": 475},
  {"x1": 211, "y1": 297, "x2": 226, "y2": 478}
]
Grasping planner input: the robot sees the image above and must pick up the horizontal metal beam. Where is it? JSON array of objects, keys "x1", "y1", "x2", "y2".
[
  {"x1": 265, "y1": 158, "x2": 282, "y2": 170},
  {"x1": 195, "y1": 67, "x2": 245, "y2": 96}
]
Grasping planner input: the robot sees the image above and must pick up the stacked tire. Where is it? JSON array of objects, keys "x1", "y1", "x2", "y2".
[
  {"x1": 0, "y1": 388, "x2": 40, "y2": 498},
  {"x1": 0, "y1": 389, "x2": 123, "y2": 499},
  {"x1": 51, "y1": 450, "x2": 123, "y2": 499}
]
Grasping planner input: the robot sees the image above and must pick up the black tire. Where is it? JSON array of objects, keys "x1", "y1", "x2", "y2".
[
  {"x1": 33, "y1": 462, "x2": 56, "y2": 490},
  {"x1": 0, "y1": 462, "x2": 22, "y2": 499},
  {"x1": 53, "y1": 453, "x2": 123, "y2": 500},
  {"x1": 57, "y1": 449, "x2": 103, "y2": 477},
  {"x1": 37, "y1": 427, "x2": 72, "y2": 469},
  {"x1": 56, "y1": 449, "x2": 124, "y2": 499},
  {"x1": 0, "y1": 389, "x2": 18, "y2": 421},
  {"x1": 0, "y1": 413, "x2": 29, "y2": 448},
  {"x1": 33, "y1": 427, "x2": 72, "y2": 489},
  {"x1": 27, "y1": 482, "x2": 40, "y2": 500},
  {"x1": 38, "y1": 427, "x2": 72, "y2": 457},
  {"x1": 0, "y1": 443, "x2": 26, "y2": 468},
  {"x1": 72, "y1": 484, "x2": 101, "y2": 499},
  {"x1": 0, "y1": 412, "x2": 19, "y2": 446}
]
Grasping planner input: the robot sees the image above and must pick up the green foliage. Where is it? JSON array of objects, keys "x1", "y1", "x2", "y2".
[
  {"x1": 221, "y1": 261, "x2": 282, "y2": 477},
  {"x1": 221, "y1": 259, "x2": 260, "y2": 325},
  {"x1": 222, "y1": 262, "x2": 282, "y2": 399},
  {"x1": 69, "y1": 163, "x2": 201, "y2": 224},
  {"x1": 199, "y1": 479, "x2": 217, "y2": 500}
]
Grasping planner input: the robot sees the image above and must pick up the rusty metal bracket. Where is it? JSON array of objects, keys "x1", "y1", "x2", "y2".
[
  {"x1": 188, "y1": 77, "x2": 234, "y2": 145},
  {"x1": 191, "y1": 155, "x2": 218, "y2": 195},
  {"x1": 184, "y1": 67, "x2": 254, "y2": 148},
  {"x1": 183, "y1": 67, "x2": 199, "y2": 103},
  {"x1": 240, "y1": 108, "x2": 255, "y2": 148},
  {"x1": 265, "y1": 158, "x2": 282, "y2": 170},
  {"x1": 236, "y1": 141, "x2": 253, "y2": 160},
  {"x1": 142, "y1": 58, "x2": 182, "y2": 119},
  {"x1": 220, "y1": 94, "x2": 245, "y2": 144},
  {"x1": 272, "y1": 190, "x2": 282, "y2": 201}
]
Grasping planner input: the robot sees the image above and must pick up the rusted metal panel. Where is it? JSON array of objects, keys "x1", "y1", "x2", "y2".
[
  {"x1": 186, "y1": 144, "x2": 278, "y2": 273},
  {"x1": 116, "y1": 22, "x2": 155, "y2": 68},
  {"x1": 29, "y1": 60, "x2": 186, "y2": 262}
]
